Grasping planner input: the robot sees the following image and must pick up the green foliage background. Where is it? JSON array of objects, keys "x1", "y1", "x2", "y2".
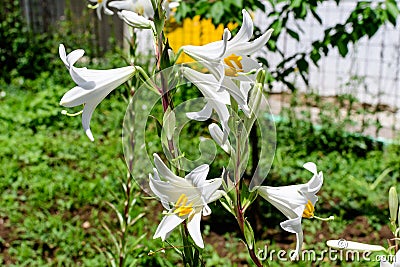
[{"x1": 1, "y1": 0, "x2": 400, "y2": 266}]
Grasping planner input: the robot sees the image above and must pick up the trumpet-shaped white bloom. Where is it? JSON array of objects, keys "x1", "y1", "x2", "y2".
[
  {"x1": 149, "y1": 154, "x2": 223, "y2": 248},
  {"x1": 88, "y1": 0, "x2": 113, "y2": 20},
  {"x1": 59, "y1": 44, "x2": 136, "y2": 141},
  {"x1": 118, "y1": 10, "x2": 155, "y2": 30},
  {"x1": 257, "y1": 162, "x2": 323, "y2": 260},
  {"x1": 181, "y1": 9, "x2": 273, "y2": 82},
  {"x1": 109, "y1": 0, "x2": 154, "y2": 18}
]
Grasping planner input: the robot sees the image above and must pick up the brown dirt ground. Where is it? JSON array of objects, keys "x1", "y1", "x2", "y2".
[{"x1": 1, "y1": 201, "x2": 394, "y2": 266}]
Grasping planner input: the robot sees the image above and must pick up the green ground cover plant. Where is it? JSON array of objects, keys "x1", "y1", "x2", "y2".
[{"x1": 1, "y1": 64, "x2": 399, "y2": 266}]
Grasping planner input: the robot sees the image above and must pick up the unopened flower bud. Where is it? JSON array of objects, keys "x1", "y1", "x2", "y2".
[
  {"x1": 256, "y1": 69, "x2": 266, "y2": 86},
  {"x1": 389, "y1": 187, "x2": 398, "y2": 224},
  {"x1": 118, "y1": 10, "x2": 155, "y2": 30}
]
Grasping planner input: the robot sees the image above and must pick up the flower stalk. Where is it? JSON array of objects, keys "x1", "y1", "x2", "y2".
[{"x1": 229, "y1": 114, "x2": 263, "y2": 267}]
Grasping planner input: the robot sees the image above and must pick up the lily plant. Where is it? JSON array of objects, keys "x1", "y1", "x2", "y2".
[{"x1": 58, "y1": 1, "x2": 333, "y2": 266}]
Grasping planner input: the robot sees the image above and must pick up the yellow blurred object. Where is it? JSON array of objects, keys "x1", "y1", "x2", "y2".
[{"x1": 166, "y1": 16, "x2": 237, "y2": 63}]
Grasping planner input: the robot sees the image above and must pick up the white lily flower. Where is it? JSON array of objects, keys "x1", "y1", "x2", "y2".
[
  {"x1": 182, "y1": 67, "x2": 231, "y2": 143},
  {"x1": 181, "y1": 9, "x2": 273, "y2": 82},
  {"x1": 149, "y1": 153, "x2": 223, "y2": 248},
  {"x1": 183, "y1": 66, "x2": 257, "y2": 144},
  {"x1": 326, "y1": 240, "x2": 386, "y2": 252},
  {"x1": 118, "y1": 10, "x2": 155, "y2": 30},
  {"x1": 109, "y1": 0, "x2": 154, "y2": 18},
  {"x1": 88, "y1": 0, "x2": 113, "y2": 20},
  {"x1": 257, "y1": 162, "x2": 324, "y2": 260},
  {"x1": 59, "y1": 44, "x2": 136, "y2": 141}
]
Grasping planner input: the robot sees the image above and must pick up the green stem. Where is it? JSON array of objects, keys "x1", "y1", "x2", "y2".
[
  {"x1": 181, "y1": 222, "x2": 194, "y2": 266},
  {"x1": 153, "y1": 10, "x2": 195, "y2": 266},
  {"x1": 232, "y1": 112, "x2": 263, "y2": 267},
  {"x1": 119, "y1": 173, "x2": 133, "y2": 267}
]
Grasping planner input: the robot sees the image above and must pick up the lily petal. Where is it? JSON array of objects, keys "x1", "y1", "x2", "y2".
[
  {"x1": 153, "y1": 214, "x2": 185, "y2": 241},
  {"x1": 109, "y1": 0, "x2": 154, "y2": 18},
  {"x1": 257, "y1": 163, "x2": 324, "y2": 257},
  {"x1": 108, "y1": 0, "x2": 132, "y2": 10},
  {"x1": 187, "y1": 212, "x2": 204, "y2": 248},
  {"x1": 150, "y1": 155, "x2": 222, "y2": 246},
  {"x1": 183, "y1": 68, "x2": 230, "y2": 105},
  {"x1": 228, "y1": 10, "x2": 253, "y2": 44},
  {"x1": 303, "y1": 162, "x2": 317, "y2": 175},
  {"x1": 201, "y1": 178, "x2": 223, "y2": 202},
  {"x1": 208, "y1": 189, "x2": 225, "y2": 203},
  {"x1": 185, "y1": 164, "x2": 209, "y2": 187},
  {"x1": 209, "y1": 123, "x2": 231, "y2": 152},
  {"x1": 182, "y1": 29, "x2": 230, "y2": 62},
  {"x1": 81, "y1": 94, "x2": 103, "y2": 141},
  {"x1": 230, "y1": 29, "x2": 274, "y2": 55},
  {"x1": 280, "y1": 217, "x2": 303, "y2": 260},
  {"x1": 153, "y1": 153, "x2": 187, "y2": 184},
  {"x1": 186, "y1": 102, "x2": 213, "y2": 121}
]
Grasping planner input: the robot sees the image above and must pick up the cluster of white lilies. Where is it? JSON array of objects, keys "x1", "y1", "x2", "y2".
[{"x1": 57, "y1": 1, "x2": 397, "y2": 265}]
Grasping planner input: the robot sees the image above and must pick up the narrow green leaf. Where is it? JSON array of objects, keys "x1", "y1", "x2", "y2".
[
  {"x1": 148, "y1": 115, "x2": 163, "y2": 138},
  {"x1": 243, "y1": 219, "x2": 255, "y2": 249},
  {"x1": 287, "y1": 28, "x2": 300, "y2": 41},
  {"x1": 386, "y1": 0, "x2": 400, "y2": 25}
]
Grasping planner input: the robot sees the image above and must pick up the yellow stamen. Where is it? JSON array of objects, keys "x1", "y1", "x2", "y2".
[
  {"x1": 174, "y1": 194, "x2": 193, "y2": 217},
  {"x1": 137, "y1": 6, "x2": 145, "y2": 15},
  {"x1": 302, "y1": 200, "x2": 315, "y2": 218},
  {"x1": 224, "y1": 54, "x2": 244, "y2": 77},
  {"x1": 175, "y1": 194, "x2": 187, "y2": 208},
  {"x1": 61, "y1": 110, "x2": 83, "y2": 117},
  {"x1": 98, "y1": 0, "x2": 102, "y2": 3}
]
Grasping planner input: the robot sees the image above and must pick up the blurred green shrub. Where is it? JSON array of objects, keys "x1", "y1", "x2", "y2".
[
  {"x1": 276, "y1": 93, "x2": 384, "y2": 156},
  {"x1": 0, "y1": 0, "x2": 57, "y2": 81},
  {"x1": 174, "y1": 0, "x2": 265, "y2": 25}
]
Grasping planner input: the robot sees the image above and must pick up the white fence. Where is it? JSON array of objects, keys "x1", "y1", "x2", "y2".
[
  {"x1": 255, "y1": 2, "x2": 400, "y2": 108},
  {"x1": 20, "y1": 0, "x2": 124, "y2": 53},
  {"x1": 253, "y1": 1, "x2": 400, "y2": 139}
]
